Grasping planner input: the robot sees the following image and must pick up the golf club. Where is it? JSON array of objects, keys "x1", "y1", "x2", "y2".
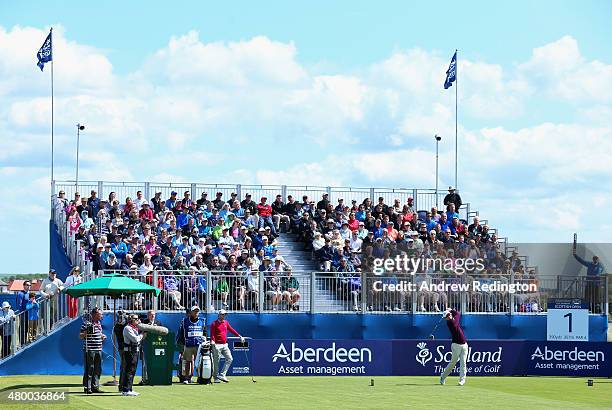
[
  {"x1": 242, "y1": 344, "x2": 256, "y2": 383},
  {"x1": 428, "y1": 316, "x2": 445, "y2": 339}
]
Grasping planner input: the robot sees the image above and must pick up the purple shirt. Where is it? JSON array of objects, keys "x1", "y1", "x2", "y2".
[{"x1": 446, "y1": 309, "x2": 467, "y2": 345}]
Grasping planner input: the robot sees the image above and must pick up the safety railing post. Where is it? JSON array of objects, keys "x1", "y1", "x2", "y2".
[
  {"x1": 191, "y1": 183, "x2": 197, "y2": 199},
  {"x1": 153, "y1": 270, "x2": 159, "y2": 311},
  {"x1": 281, "y1": 185, "x2": 287, "y2": 200},
  {"x1": 236, "y1": 184, "x2": 242, "y2": 200},
  {"x1": 460, "y1": 274, "x2": 467, "y2": 313},
  {"x1": 361, "y1": 271, "x2": 368, "y2": 313},
  {"x1": 44, "y1": 299, "x2": 51, "y2": 336},
  {"x1": 11, "y1": 318, "x2": 17, "y2": 354},
  {"x1": 258, "y1": 272, "x2": 265, "y2": 313},
  {"x1": 144, "y1": 182, "x2": 150, "y2": 202},
  {"x1": 97, "y1": 181, "x2": 104, "y2": 200},
  {"x1": 310, "y1": 272, "x2": 316, "y2": 314},
  {"x1": 510, "y1": 271, "x2": 516, "y2": 316},
  {"x1": 604, "y1": 274, "x2": 609, "y2": 317},
  {"x1": 412, "y1": 276, "x2": 418, "y2": 314},
  {"x1": 206, "y1": 271, "x2": 212, "y2": 312},
  {"x1": 369, "y1": 188, "x2": 375, "y2": 201}
]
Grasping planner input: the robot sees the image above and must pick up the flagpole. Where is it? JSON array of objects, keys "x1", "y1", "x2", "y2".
[
  {"x1": 50, "y1": 27, "x2": 54, "y2": 187},
  {"x1": 454, "y1": 49, "x2": 458, "y2": 190}
]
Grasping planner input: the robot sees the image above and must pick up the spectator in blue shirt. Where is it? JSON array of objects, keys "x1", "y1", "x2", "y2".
[
  {"x1": 438, "y1": 213, "x2": 452, "y2": 232},
  {"x1": 165, "y1": 191, "x2": 178, "y2": 210},
  {"x1": 446, "y1": 203, "x2": 460, "y2": 221},
  {"x1": 176, "y1": 208, "x2": 191, "y2": 229},
  {"x1": 88, "y1": 190, "x2": 101, "y2": 221},
  {"x1": 573, "y1": 248, "x2": 605, "y2": 313},
  {"x1": 197, "y1": 217, "x2": 211, "y2": 237}
]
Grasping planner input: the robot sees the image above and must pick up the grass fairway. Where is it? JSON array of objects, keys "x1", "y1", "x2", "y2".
[{"x1": 0, "y1": 375, "x2": 611, "y2": 409}]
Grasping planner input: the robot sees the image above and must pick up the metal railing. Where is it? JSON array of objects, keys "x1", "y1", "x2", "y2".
[
  {"x1": 51, "y1": 181, "x2": 471, "y2": 221},
  {"x1": 51, "y1": 196, "x2": 93, "y2": 276},
  {"x1": 89, "y1": 270, "x2": 607, "y2": 316},
  {"x1": 0, "y1": 292, "x2": 85, "y2": 360}
]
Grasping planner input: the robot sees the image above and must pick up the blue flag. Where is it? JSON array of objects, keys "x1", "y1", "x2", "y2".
[
  {"x1": 444, "y1": 51, "x2": 456, "y2": 89},
  {"x1": 37, "y1": 30, "x2": 53, "y2": 71}
]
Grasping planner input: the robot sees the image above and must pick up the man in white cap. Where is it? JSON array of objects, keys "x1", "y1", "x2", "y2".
[
  {"x1": 210, "y1": 309, "x2": 244, "y2": 383},
  {"x1": 0, "y1": 301, "x2": 16, "y2": 358},
  {"x1": 443, "y1": 186, "x2": 462, "y2": 211}
]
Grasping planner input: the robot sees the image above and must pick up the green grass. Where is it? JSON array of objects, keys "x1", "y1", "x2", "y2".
[{"x1": 0, "y1": 375, "x2": 611, "y2": 409}]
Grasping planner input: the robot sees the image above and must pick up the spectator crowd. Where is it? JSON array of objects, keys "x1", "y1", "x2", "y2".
[
  {"x1": 54, "y1": 189, "x2": 301, "y2": 312},
  {"x1": 53, "y1": 186, "x2": 539, "y2": 315}
]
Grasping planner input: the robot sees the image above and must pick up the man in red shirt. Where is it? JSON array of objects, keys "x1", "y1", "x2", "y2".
[
  {"x1": 210, "y1": 309, "x2": 244, "y2": 383},
  {"x1": 257, "y1": 197, "x2": 277, "y2": 236}
]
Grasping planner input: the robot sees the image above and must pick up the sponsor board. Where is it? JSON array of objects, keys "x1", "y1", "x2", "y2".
[
  {"x1": 526, "y1": 341, "x2": 611, "y2": 377},
  {"x1": 392, "y1": 340, "x2": 525, "y2": 376},
  {"x1": 251, "y1": 340, "x2": 612, "y2": 377},
  {"x1": 252, "y1": 340, "x2": 391, "y2": 376}
]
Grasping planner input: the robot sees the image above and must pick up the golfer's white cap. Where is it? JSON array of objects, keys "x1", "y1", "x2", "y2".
[
  {"x1": 219, "y1": 309, "x2": 227, "y2": 315},
  {"x1": 190, "y1": 305, "x2": 200, "y2": 312}
]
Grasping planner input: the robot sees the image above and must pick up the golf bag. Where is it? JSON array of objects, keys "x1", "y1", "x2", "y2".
[{"x1": 195, "y1": 340, "x2": 215, "y2": 385}]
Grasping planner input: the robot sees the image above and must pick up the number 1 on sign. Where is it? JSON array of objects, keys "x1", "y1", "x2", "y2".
[{"x1": 564, "y1": 312, "x2": 573, "y2": 332}]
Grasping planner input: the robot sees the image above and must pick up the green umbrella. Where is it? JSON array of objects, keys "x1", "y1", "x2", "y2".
[{"x1": 66, "y1": 273, "x2": 161, "y2": 298}]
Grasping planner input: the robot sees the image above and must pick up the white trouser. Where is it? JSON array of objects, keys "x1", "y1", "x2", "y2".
[
  {"x1": 441, "y1": 342, "x2": 468, "y2": 381},
  {"x1": 212, "y1": 343, "x2": 233, "y2": 378}
]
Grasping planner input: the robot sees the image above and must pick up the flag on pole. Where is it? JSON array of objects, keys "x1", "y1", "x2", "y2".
[
  {"x1": 37, "y1": 30, "x2": 53, "y2": 71},
  {"x1": 444, "y1": 51, "x2": 456, "y2": 89}
]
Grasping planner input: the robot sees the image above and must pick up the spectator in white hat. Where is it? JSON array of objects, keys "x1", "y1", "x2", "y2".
[{"x1": 0, "y1": 301, "x2": 15, "y2": 358}]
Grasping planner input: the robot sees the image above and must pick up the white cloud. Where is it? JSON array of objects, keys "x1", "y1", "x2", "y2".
[
  {"x1": 519, "y1": 35, "x2": 612, "y2": 102},
  {"x1": 1, "y1": 26, "x2": 612, "y2": 272}
]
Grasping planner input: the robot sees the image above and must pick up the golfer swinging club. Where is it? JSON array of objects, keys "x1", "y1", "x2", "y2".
[
  {"x1": 439, "y1": 308, "x2": 468, "y2": 386},
  {"x1": 210, "y1": 309, "x2": 244, "y2": 383}
]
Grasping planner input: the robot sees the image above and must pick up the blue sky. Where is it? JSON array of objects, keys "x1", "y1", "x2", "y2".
[{"x1": 0, "y1": 1, "x2": 611, "y2": 273}]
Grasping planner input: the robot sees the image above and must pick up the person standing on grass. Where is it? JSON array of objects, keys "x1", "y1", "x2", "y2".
[
  {"x1": 80, "y1": 307, "x2": 106, "y2": 394},
  {"x1": 439, "y1": 308, "x2": 468, "y2": 386},
  {"x1": 121, "y1": 314, "x2": 144, "y2": 396},
  {"x1": 176, "y1": 306, "x2": 206, "y2": 384},
  {"x1": 210, "y1": 309, "x2": 244, "y2": 383}
]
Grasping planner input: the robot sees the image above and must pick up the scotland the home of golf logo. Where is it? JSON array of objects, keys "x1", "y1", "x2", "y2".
[
  {"x1": 272, "y1": 342, "x2": 373, "y2": 363},
  {"x1": 415, "y1": 342, "x2": 503, "y2": 366},
  {"x1": 416, "y1": 342, "x2": 433, "y2": 366}
]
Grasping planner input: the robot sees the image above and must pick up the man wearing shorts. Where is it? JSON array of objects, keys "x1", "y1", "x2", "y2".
[{"x1": 176, "y1": 306, "x2": 206, "y2": 384}]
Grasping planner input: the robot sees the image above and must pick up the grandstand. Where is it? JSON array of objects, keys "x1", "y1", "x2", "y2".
[{"x1": 0, "y1": 180, "x2": 608, "y2": 366}]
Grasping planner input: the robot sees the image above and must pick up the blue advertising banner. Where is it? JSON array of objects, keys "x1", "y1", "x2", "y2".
[
  {"x1": 251, "y1": 339, "x2": 612, "y2": 377},
  {"x1": 251, "y1": 339, "x2": 392, "y2": 376},
  {"x1": 525, "y1": 341, "x2": 611, "y2": 377},
  {"x1": 392, "y1": 340, "x2": 527, "y2": 376}
]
